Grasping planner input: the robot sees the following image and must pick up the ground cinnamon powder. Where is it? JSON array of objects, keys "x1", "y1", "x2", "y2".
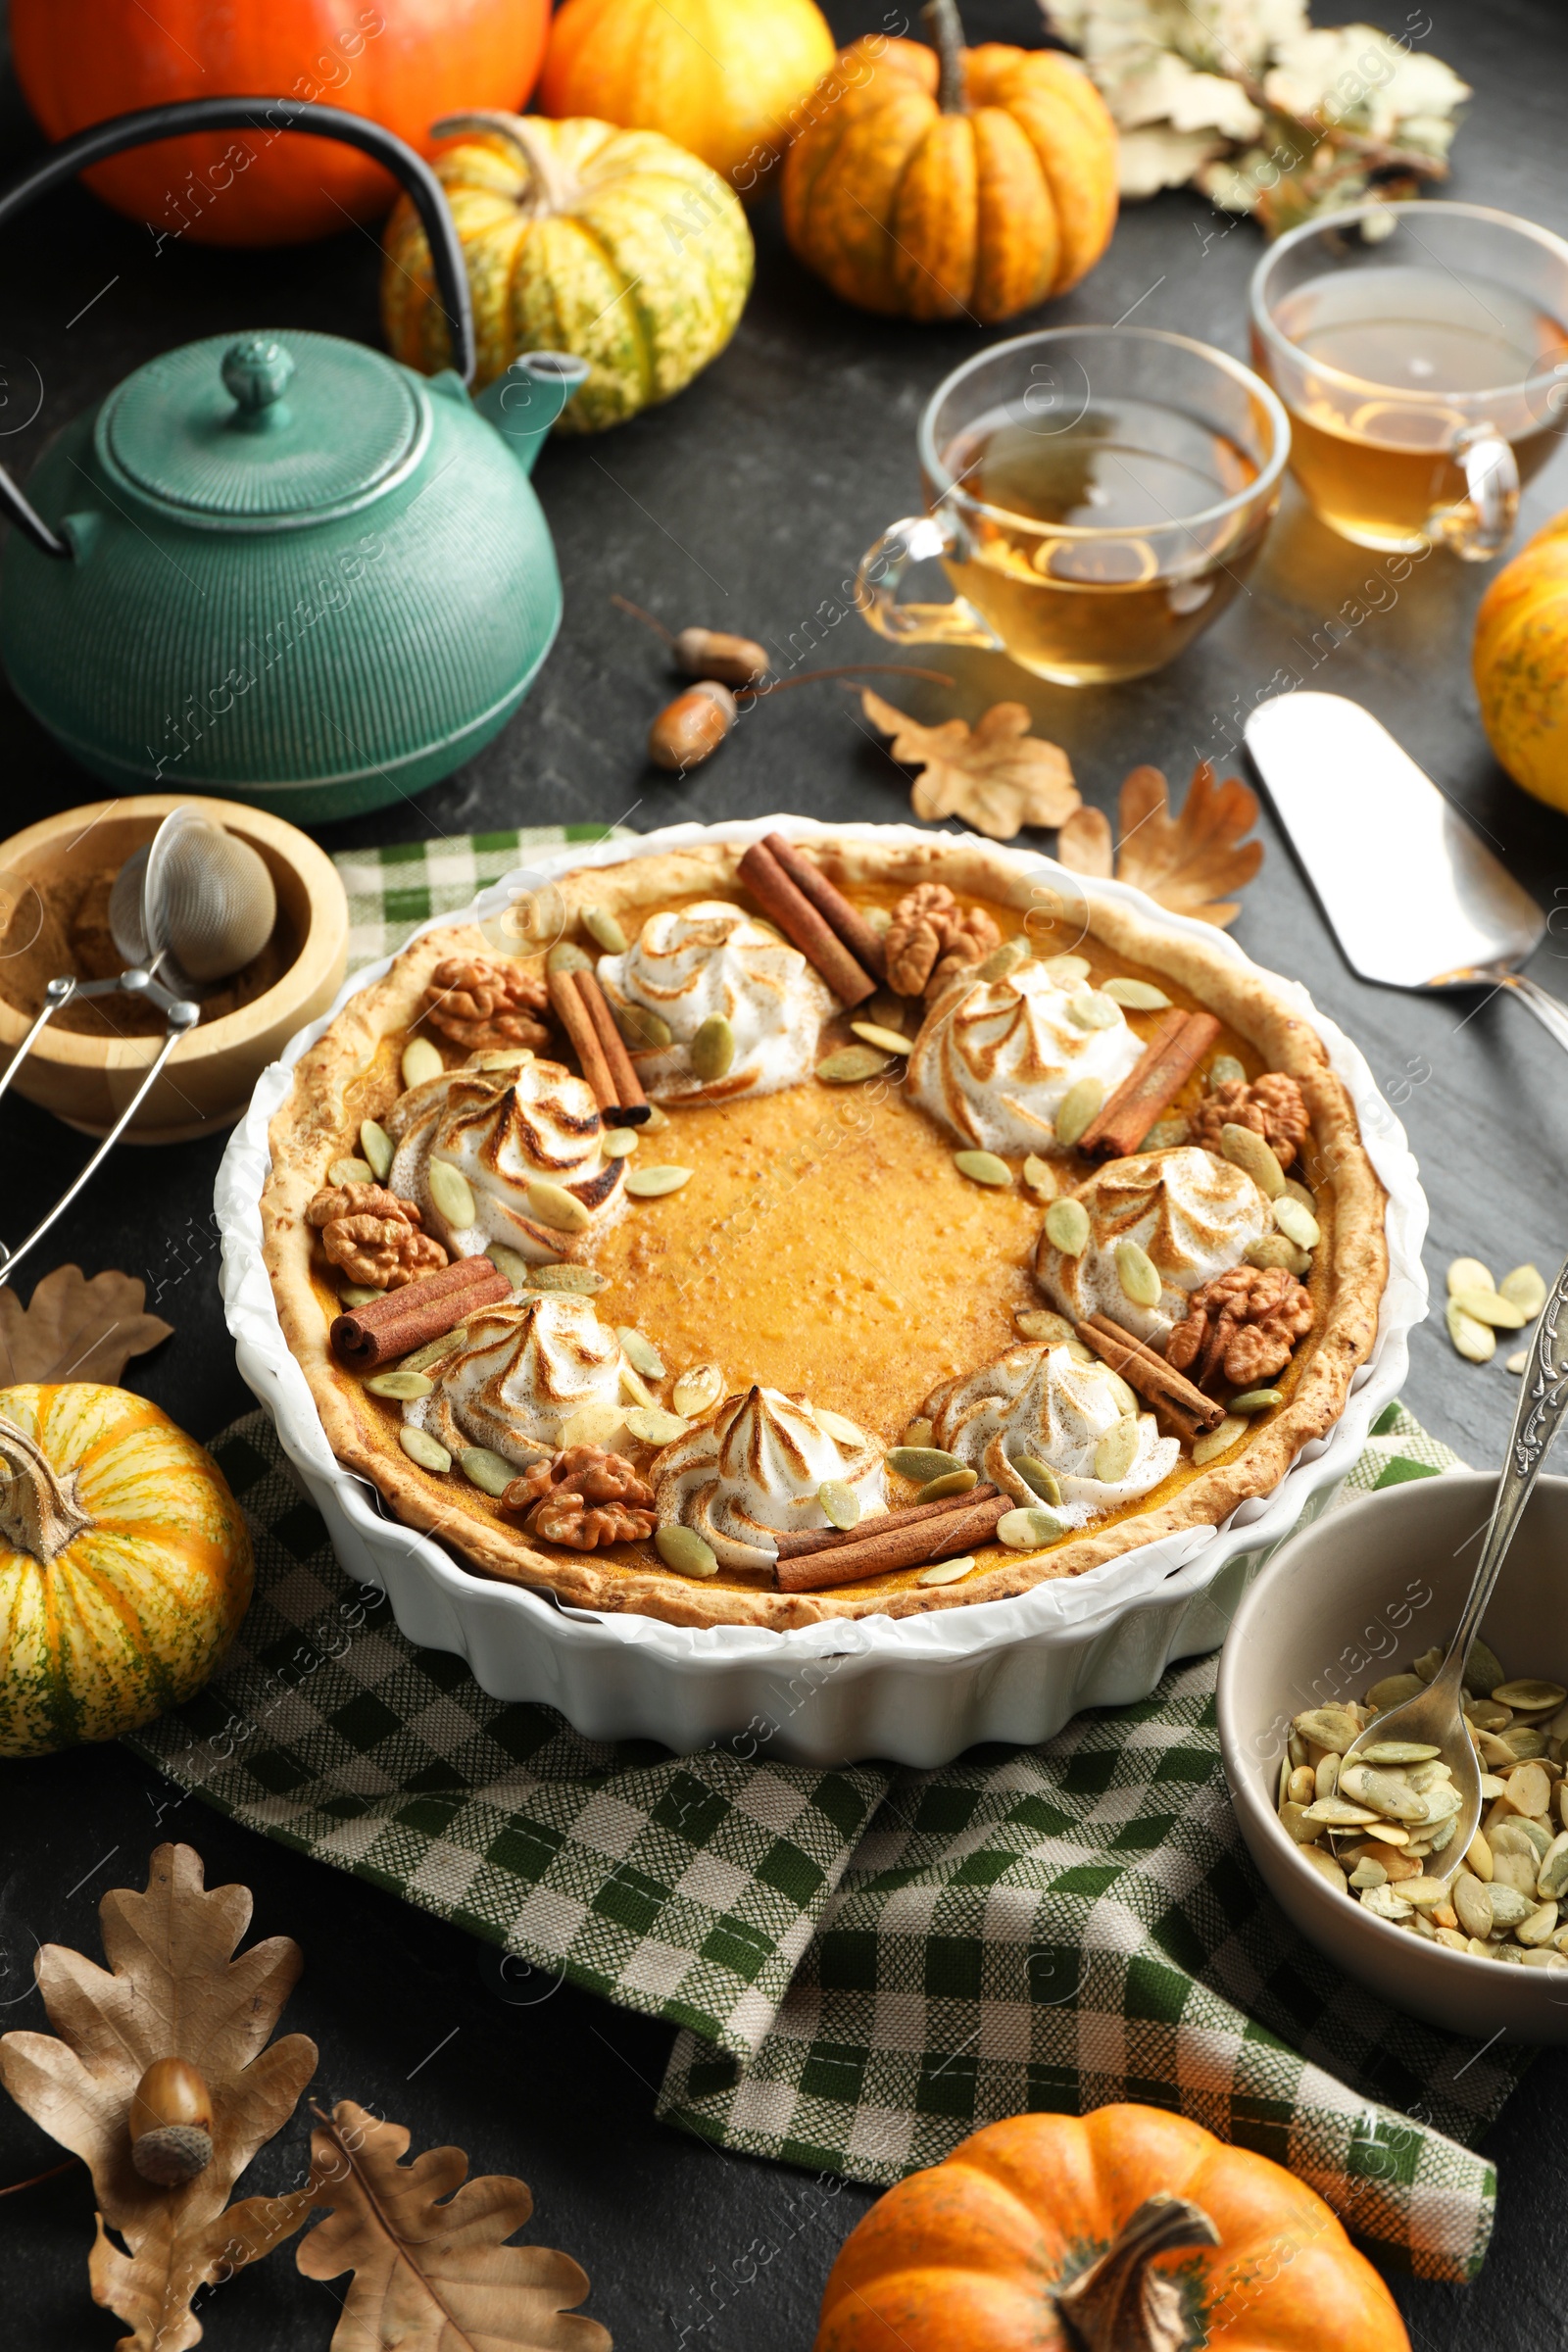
[{"x1": 0, "y1": 865, "x2": 291, "y2": 1036}]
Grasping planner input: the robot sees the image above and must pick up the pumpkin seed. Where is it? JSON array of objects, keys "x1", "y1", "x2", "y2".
[
  {"x1": 562, "y1": 1402, "x2": 629, "y2": 1450},
  {"x1": 1245, "y1": 1236, "x2": 1310, "y2": 1276},
  {"x1": 401, "y1": 1037, "x2": 445, "y2": 1090},
  {"x1": 917, "y1": 1555, "x2": 979, "y2": 1586},
  {"x1": 624, "y1": 1406, "x2": 689, "y2": 1447},
  {"x1": 338, "y1": 1285, "x2": 385, "y2": 1308},
  {"x1": 1467, "y1": 1638, "x2": 1506, "y2": 1696},
  {"x1": 581, "y1": 905, "x2": 628, "y2": 956},
  {"x1": 619, "y1": 1362, "x2": 658, "y2": 1410},
  {"x1": 1295, "y1": 1706, "x2": 1360, "y2": 1749},
  {"x1": 1054, "y1": 1077, "x2": 1103, "y2": 1149},
  {"x1": 955, "y1": 1150, "x2": 1011, "y2": 1189},
  {"x1": 615, "y1": 1003, "x2": 673, "y2": 1053},
  {"x1": 328, "y1": 1155, "x2": 375, "y2": 1189},
  {"x1": 1143, "y1": 1119, "x2": 1190, "y2": 1151},
  {"x1": 850, "y1": 1021, "x2": 911, "y2": 1054},
  {"x1": 1093, "y1": 1417, "x2": 1140, "y2": 1484},
  {"x1": 1367, "y1": 1671, "x2": 1425, "y2": 1710},
  {"x1": 1500, "y1": 1262, "x2": 1547, "y2": 1315},
  {"x1": 1453, "y1": 1878, "x2": 1494, "y2": 1937},
  {"x1": 1067, "y1": 989, "x2": 1120, "y2": 1031},
  {"x1": 1301, "y1": 1796, "x2": 1378, "y2": 1827},
  {"x1": 1518, "y1": 1900, "x2": 1561, "y2": 1946},
  {"x1": 358, "y1": 1119, "x2": 394, "y2": 1180},
  {"x1": 672, "y1": 1364, "x2": 724, "y2": 1418},
  {"x1": 1496, "y1": 1679, "x2": 1568, "y2": 1711},
  {"x1": 526, "y1": 1179, "x2": 593, "y2": 1234},
  {"x1": 815, "y1": 1407, "x2": 866, "y2": 1447},
  {"x1": 617, "y1": 1328, "x2": 666, "y2": 1380},
  {"x1": 655, "y1": 1524, "x2": 718, "y2": 1579},
  {"x1": 1340, "y1": 1764, "x2": 1429, "y2": 1822},
  {"x1": 1009, "y1": 1454, "x2": 1063, "y2": 1505},
  {"x1": 468, "y1": 1047, "x2": 534, "y2": 1071},
  {"x1": 1103, "y1": 1368, "x2": 1140, "y2": 1418},
  {"x1": 603, "y1": 1128, "x2": 640, "y2": 1156},
  {"x1": 916, "y1": 1469, "x2": 979, "y2": 1504},
  {"x1": 549, "y1": 941, "x2": 592, "y2": 975},
  {"x1": 1039, "y1": 955, "x2": 1090, "y2": 985},
  {"x1": 903, "y1": 1418, "x2": 934, "y2": 1447},
  {"x1": 1446, "y1": 1255, "x2": 1494, "y2": 1297},
  {"x1": 1102, "y1": 976, "x2": 1171, "y2": 1009},
  {"x1": 1505, "y1": 1762, "x2": 1552, "y2": 1818},
  {"x1": 365, "y1": 1369, "x2": 435, "y2": 1400},
  {"x1": 1360, "y1": 1741, "x2": 1441, "y2": 1764},
  {"x1": 1446, "y1": 1298, "x2": 1495, "y2": 1362},
  {"x1": 1488, "y1": 1884, "x2": 1535, "y2": 1930},
  {"x1": 624, "y1": 1165, "x2": 693, "y2": 1199},
  {"x1": 640, "y1": 1101, "x2": 670, "y2": 1130},
  {"x1": 1229, "y1": 1388, "x2": 1284, "y2": 1415},
  {"x1": 399, "y1": 1425, "x2": 451, "y2": 1474},
  {"x1": 997, "y1": 1505, "x2": 1064, "y2": 1548},
  {"x1": 1219, "y1": 1121, "x2": 1284, "y2": 1198},
  {"x1": 1207, "y1": 1054, "x2": 1247, "y2": 1088},
  {"x1": 1113, "y1": 1239, "x2": 1161, "y2": 1309},
  {"x1": 1022, "y1": 1154, "x2": 1058, "y2": 1200},
  {"x1": 428, "y1": 1159, "x2": 476, "y2": 1231},
  {"x1": 1014, "y1": 1308, "x2": 1075, "y2": 1347},
  {"x1": 476, "y1": 1246, "x2": 523, "y2": 1293},
  {"x1": 976, "y1": 939, "x2": 1030, "y2": 982},
  {"x1": 398, "y1": 1326, "x2": 469, "y2": 1374},
  {"x1": 816, "y1": 1046, "x2": 887, "y2": 1084},
  {"x1": 461, "y1": 1447, "x2": 518, "y2": 1497},
  {"x1": 691, "y1": 1014, "x2": 736, "y2": 1082},
  {"x1": 525, "y1": 1263, "x2": 606, "y2": 1294},
  {"x1": 818, "y1": 1480, "x2": 860, "y2": 1531},
  {"x1": 1272, "y1": 1197, "x2": 1320, "y2": 1250},
  {"x1": 1450, "y1": 1286, "x2": 1527, "y2": 1330},
  {"x1": 1506, "y1": 1348, "x2": 1532, "y2": 1374},
  {"x1": 1044, "y1": 1198, "x2": 1090, "y2": 1255},
  {"x1": 888, "y1": 1446, "x2": 965, "y2": 1482},
  {"x1": 1538, "y1": 1832, "x2": 1568, "y2": 1900},
  {"x1": 1360, "y1": 1883, "x2": 1413, "y2": 1922},
  {"x1": 1191, "y1": 1414, "x2": 1247, "y2": 1467}
]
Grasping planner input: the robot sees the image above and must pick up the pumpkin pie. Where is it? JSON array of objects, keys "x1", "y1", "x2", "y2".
[{"x1": 262, "y1": 832, "x2": 1388, "y2": 1630}]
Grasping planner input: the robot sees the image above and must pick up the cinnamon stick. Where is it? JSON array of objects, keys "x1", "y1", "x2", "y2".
[
  {"x1": 737, "y1": 841, "x2": 877, "y2": 1006},
  {"x1": 1078, "y1": 1010, "x2": 1221, "y2": 1159},
  {"x1": 1078, "y1": 1314, "x2": 1225, "y2": 1433},
  {"x1": 331, "y1": 1253, "x2": 510, "y2": 1371},
  {"x1": 763, "y1": 833, "x2": 887, "y2": 982},
  {"x1": 573, "y1": 967, "x2": 651, "y2": 1124},
  {"x1": 548, "y1": 965, "x2": 619, "y2": 1118},
  {"x1": 774, "y1": 1490, "x2": 1008, "y2": 1592},
  {"x1": 773, "y1": 1482, "x2": 1000, "y2": 1560}
]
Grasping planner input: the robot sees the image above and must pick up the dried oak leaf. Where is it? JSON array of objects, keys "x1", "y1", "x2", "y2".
[
  {"x1": 1056, "y1": 760, "x2": 1264, "y2": 927},
  {"x1": 0, "y1": 1263, "x2": 172, "y2": 1387},
  {"x1": 298, "y1": 2100, "x2": 612, "y2": 2352},
  {"x1": 860, "y1": 690, "x2": 1079, "y2": 841},
  {"x1": 0, "y1": 1844, "x2": 318, "y2": 2352}
]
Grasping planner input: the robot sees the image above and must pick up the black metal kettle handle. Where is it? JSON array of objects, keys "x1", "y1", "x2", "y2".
[{"x1": 0, "y1": 97, "x2": 475, "y2": 560}]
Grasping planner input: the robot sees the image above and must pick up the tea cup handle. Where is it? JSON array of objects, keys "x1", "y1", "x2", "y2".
[
  {"x1": 856, "y1": 514, "x2": 1004, "y2": 650},
  {"x1": 1431, "y1": 423, "x2": 1519, "y2": 562}
]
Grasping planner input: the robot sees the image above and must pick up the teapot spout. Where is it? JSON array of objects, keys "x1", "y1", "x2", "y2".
[{"x1": 474, "y1": 352, "x2": 589, "y2": 475}]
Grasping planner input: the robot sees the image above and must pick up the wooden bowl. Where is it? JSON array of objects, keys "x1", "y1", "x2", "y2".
[{"x1": 0, "y1": 796, "x2": 348, "y2": 1143}]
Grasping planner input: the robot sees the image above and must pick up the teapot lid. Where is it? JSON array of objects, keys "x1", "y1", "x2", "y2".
[{"x1": 97, "y1": 329, "x2": 428, "y2": 526}]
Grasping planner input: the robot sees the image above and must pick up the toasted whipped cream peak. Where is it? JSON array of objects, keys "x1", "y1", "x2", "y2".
[
  {"x1": 595, "y1": 902, "x2": 836, "y2": 1102},
  {"x1": 386, "y1": 1060, "x2": 623, "y2": 1263},
  {"x1": 927, "y1": 1343, "x2": 1178, "y2": 1526},
  {"x1": 1037, "y1": 1146, "x2": 1272, "y2": 1348},
  {"x1": 652, "y1": 1385, "x2": 886, "y2": 1568},
  {"x1": 908, "y1": 961, "x2": 1145, "y2": 1154},
  {"x1": 411, "y1": 1294, "x2": 628, "y2": 1466}
]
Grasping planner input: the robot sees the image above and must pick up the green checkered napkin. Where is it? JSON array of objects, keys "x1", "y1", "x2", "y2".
[
  {"x1": 333, "y1": 825, "x2": 633, "y2": 972},
  {"x1": 127, "y1": 1401, "x2": 1519, "y2": 2286}
]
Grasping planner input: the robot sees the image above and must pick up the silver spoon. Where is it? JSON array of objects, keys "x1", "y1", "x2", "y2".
[{"x1": 1333, "y1": 1249, "x2": 1568, "y2": 1888}]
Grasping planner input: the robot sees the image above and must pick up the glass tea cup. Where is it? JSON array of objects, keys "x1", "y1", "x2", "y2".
[
  {"x1": 1250, "y1": 200, "x2": 1568, "y2": 561},
  {"x1": 855, "y1": 325, "x2": 1290, "y2": 687}
]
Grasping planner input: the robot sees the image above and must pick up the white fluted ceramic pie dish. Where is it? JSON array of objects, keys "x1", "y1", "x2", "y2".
[{"x1": 216, "y1": 816, "x2": 1427, "y2": 1765}]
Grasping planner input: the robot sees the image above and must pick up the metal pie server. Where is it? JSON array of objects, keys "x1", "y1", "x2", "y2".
[{"x1": 1244, "y1": 692, "x2": 1568, "y2": 1056}]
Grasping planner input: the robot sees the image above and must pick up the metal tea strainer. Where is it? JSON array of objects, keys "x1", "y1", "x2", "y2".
[{"x1": 0, "y1": 806, "x2": 277, "y2": 1284}]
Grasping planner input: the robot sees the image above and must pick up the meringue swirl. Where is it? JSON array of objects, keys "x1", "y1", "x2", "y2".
[
  {"x1": 652, "y1": 1386, "x2": 886, "y2": 1568},
  {"x1": 1036, "y1": 1146, "x2": 1272, "y2": 1348},
  {"x1": 908, "y1": 961, "x2": 1146, "y2": 1155},
  {"x1": 595, "y1": 902, "x2": 836, "y2": 1102},
  {"x1": 409, "y1": 1294, "x2": 629, "y2": 1465},
  {"x1": 926, "y1": 1343, "x2": 1178, "y2": 1525},
  {"x1": 386, "y1": 1060, "x2": 623, "y2": 1263}
]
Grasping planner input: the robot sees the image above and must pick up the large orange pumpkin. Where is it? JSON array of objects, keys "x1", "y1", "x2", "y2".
[
  {"x1": 10, "y1": 0, "x2": 551, "y2": 247},
  {"x1": 815, "y1": 2107, "x2": 1409, "y2": 2352},
  {"x1": 1473, "y1": 509, "x2": 1568, "y2": 811},
  {"x1": 782, "y1": 3, "x2": 1117, "y2": 323}
]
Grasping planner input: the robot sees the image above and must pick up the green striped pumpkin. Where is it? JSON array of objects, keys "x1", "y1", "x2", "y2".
[
  {"x1": 0, "y1": 1385, "x2": 253, "y2": 1756},
  {"x1": 381, "y1": 113, "x2": 755, "y2": 434}
]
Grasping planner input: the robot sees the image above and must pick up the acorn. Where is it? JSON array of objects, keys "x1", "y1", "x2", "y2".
[
  {"x1": 648, "y1": 680, "x2": 738, "y2": 772},
  {"x1": 129, "y1": 2057, "x2": 214, "y2": 2185},
  {"x1": 670, "y1": 626, "x2": 769, "y2": 691}
]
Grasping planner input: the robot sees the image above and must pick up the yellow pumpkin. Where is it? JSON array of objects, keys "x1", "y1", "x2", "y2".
[
  {"x1": 0, "y1": 1385, "x2": 253, "y2": 1757},
  {"x1": 382, "y1": 114, "x2": 755, "y2": 433},
  {"x1": 782, "y1": 5, "x2": 1117, "y2": 322},
  {"x1": 1473, "y1": 509, "x2": 1568, "y2": 810},
  {"x1": 540, "y1": 0, "x2": 837, "y2": 197}
]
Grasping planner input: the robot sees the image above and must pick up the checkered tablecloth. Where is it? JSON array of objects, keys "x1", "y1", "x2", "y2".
[
  {"x1": 331, "y1": 823, "x2": 632, "y2": 972},
  {"x1": 126, "y1": 1400, "x2": 1520, "y2": 2286}
]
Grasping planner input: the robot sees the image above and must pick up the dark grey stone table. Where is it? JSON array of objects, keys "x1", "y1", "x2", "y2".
[{"x1": 2, "y1": 1, "x2": 1567, "y2": 2342}]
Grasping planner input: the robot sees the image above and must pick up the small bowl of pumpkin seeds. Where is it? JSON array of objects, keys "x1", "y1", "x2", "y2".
[{"x1": 1219, "y1": 1464, "x2": 1568, "y2": 2038}]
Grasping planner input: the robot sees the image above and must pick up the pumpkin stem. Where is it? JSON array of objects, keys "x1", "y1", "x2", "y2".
[
  {"x1": 0, "y1": 1415, "x2": 93, "y2": 1566},
  {"x1": 1054, "y1": 2194, "x2": 1221, "y2": 2352},
  {"x1": 429, "y1": 112, "x2": 576, "y2": 217},
  {"x1": 923, "y1": 0, "x2": 969, "y2": 113}
]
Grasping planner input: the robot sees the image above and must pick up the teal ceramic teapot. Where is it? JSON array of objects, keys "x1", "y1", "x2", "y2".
[{"x1": 0, "y1": 100, "x2": 586, "y2": 821}]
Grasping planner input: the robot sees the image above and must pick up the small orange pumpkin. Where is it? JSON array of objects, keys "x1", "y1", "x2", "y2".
[
  {"x1": 782, "y1": 1, "x2": 1117, "y2": 323},
  {"x1": 814, "y1": 2106, "x2": 1409, "y2": 2352},
  {"x1": 1473, "y1": 509, "x2": 1568, "y2": 811}
]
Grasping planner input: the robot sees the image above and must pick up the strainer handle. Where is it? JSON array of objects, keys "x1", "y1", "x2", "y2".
[{"x1": 0, "y1": 97, "x2": 475, "y2": 560}]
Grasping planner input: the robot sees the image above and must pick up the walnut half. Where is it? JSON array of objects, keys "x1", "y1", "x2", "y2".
[
  {"x1": 1190, "y1": 1072, "x2": 1309, "y2": 1171},
  {"x1": 884, "y1": 883, "x2": 1001, "y2": 999},
  {"x1": 1166, "y1": 1263, "x2": 1314, "y2": 1392},
  {"x1": 306, "y1": 1181, "x2": 447, "y2": 1291},
  {"x1": 502, "y1": 1445, "x2": 657, "y2": 1548},
  {"x1": 423, "y1": 956, "x2": 550, "y2": 1052}
]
